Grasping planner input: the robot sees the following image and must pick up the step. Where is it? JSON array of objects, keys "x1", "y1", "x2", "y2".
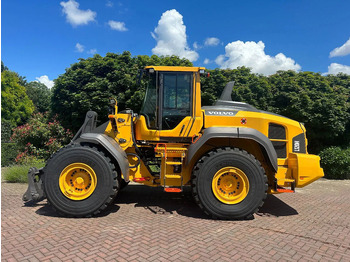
[
  {"x1": 276, "y1": 187, "x2": 295, "y2": 193},
  {"x1": 278, "y1": 178, "x2": 295, "y2": 183},
  {"x1": 155, "y1": 147, "x2": 187, "y2": 153},
  {"x1": 165, "y1": 161, "x2": 182, "y2": 165},
  {"x1": 165, "y1": 174, "x2": 182, "y2": 179},
  {"x1": 164, "y1": 188, "x2": 182, "y2": 193},
  {"x1": 133, "y1": 177, "x2": 150, "y2": 182}
]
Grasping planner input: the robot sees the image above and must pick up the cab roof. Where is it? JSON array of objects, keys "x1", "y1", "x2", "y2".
[{"x1": 144, "y1": 66, "x2": 205, "y2": 72}]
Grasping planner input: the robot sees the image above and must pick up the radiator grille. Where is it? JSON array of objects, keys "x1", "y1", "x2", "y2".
[
  {"x1": 269, "y1": 123, "x2": 287, "y2": 158},
  {"x1": 271, "y1": 141, "x2": 287, "y2": 158},
  {"x1": 268, "y1": 123, "x2": 286, "y2": 139}
]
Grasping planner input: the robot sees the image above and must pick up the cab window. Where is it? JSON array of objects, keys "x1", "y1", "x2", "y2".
[
  {"x1": 140, "y1": 72, "x2": 158, "y2": 129},
  {"x1": 161, "y1": 72, "x2": 192, "y2": 130}
]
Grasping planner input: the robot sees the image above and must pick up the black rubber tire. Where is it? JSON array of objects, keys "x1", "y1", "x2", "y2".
[
  {"x1": 43, "y1": 144, "x2": 119, "y2": 217},
  {"x1": 119, "y1": 179, "x2": 129, "y2": 191},
  {"x1": 191, "y1": 147, "x2": 267, "y2": 220}
]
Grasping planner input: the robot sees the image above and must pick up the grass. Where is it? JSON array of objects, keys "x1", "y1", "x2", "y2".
[{"x1": 2, "y1": 162, "x2": 45, "y2": 183}]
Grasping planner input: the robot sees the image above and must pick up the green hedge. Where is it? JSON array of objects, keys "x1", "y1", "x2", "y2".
[
  {"x1": 2, "y1": 161, "x2": 45, "y2": 183},
  {"x1": 319, "y1": 147, "x2": 350, "y2": 180},
  {"x1": 1, "y1": 143, "x2": 18, "y2": 167}
]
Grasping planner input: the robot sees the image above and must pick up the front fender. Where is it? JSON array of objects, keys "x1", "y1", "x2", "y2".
[
  {"x1": 77, "y1": 133, "x2": 130, "y2": 182},
  {"x1": 187, "y1": 127, "x2": 278, "y2": 173}
]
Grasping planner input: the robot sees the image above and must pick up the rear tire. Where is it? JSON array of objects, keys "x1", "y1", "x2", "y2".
[
  {"x1": 191, "y1": 147, "x2": 267, "y2": 220},
  {"x1": 44, "y1": 144, "x2": 119, "y2": 217}
]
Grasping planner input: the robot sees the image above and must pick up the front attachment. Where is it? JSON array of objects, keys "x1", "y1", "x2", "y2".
[{"x1": 22, "y1": 167, "x2": 46, "y2": 203}]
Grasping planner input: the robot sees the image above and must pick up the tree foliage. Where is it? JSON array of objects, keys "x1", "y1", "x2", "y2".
[
  {"x1": 1, "y1": 70, "x2": 34, "y2": 126},
  {"x1": 52, "y1": 51, "x2": 192, "y2": 131},
  {"x1": 1, "y1": 61, "x2": 9, "y2": 72},
  {"x1": 26, "y1": 81, "x2": 52, "y2": 113}
]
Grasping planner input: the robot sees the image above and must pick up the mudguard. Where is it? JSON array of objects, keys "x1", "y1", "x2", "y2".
[
  {"x1": 77, "y1": 133, "x2": 130, "y2": 182},
  {"x1": 187, "y1": 127, "x2": 278, "y2": 172},
  {"x1": 70, "y1": 111, "x2": 130, "y2": 182}
]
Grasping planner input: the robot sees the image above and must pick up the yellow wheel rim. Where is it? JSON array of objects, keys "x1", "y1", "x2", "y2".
[
  {"x1": 212, "y1": 167, "x2": 249, "y2": 204},
  {"x1": 59, "y1": 163, "x2": 97, "y2": 200}
]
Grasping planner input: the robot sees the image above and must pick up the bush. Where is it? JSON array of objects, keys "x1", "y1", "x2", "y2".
[
  {"x1": 1, "y1": 119, "x2": 15, "y2": 142},
  {"x1": 1, "y1": 143, "x2": 18, "y2": 167},
  {"x1": 319, "y1": 147, "x2": 350, "y2": 179},
  {"x1": 2, "y1": 160, "x2": 45, "y2": 183},
  {"x1": 11, "y1": 113, "x2": 73, "y2": 162}
]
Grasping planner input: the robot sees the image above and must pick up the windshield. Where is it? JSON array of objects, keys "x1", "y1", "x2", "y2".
[{"x1": 140, "y1": 72, "x2": 158, "y2": 129}]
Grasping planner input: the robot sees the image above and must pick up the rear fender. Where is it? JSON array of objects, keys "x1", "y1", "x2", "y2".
[{"x1": 187, "y1": 127, "x2": 278, "y2": 173}]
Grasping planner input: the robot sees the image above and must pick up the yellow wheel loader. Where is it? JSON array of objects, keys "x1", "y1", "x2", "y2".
[{"x1": 23, "y1": 66, "x2": 324, "y2": 219}]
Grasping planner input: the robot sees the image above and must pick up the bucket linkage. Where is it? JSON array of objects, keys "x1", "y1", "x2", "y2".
[{"x1": 22, "y1": 167, "x2": 46, "y2": 203}]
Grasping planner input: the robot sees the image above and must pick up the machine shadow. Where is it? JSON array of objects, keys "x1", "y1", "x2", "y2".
[
  {"x1": 114, "y1": 185, "x2": 208, "y2": 219},
  {"x1": 32, "y1": 185, "x2": 298, "y2": 219},
  {"x1": 113, "y1": 185, "x2": 299, "y2": 219},
  {"x1": 257, "y1": 194, "x2": 298, "y2": 217}
]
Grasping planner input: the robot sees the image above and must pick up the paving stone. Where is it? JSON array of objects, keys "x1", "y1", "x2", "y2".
[{"x1": 2, "y1": 179, "x2": 350, "y2": 261}]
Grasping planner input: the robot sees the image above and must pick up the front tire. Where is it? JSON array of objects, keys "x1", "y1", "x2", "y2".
[
  {"x1": 192, "y1": 147, "x2": 267, "y2": 220},
  {"x1": 44, "y1": 144, "x2": 119, "y2": 217}
]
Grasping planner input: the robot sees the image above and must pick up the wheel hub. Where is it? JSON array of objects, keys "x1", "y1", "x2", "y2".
[
  {"x1": 212, "y1": 167, "x2": 249, "y2": 204},
  {"x1": 59, "y1": 163, "x2": 97, "y2": 200}
]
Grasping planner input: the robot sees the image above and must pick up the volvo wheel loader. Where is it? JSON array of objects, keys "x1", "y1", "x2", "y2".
[{"x1": 23, "y1": 66, "x2": 324, "y2": 219}]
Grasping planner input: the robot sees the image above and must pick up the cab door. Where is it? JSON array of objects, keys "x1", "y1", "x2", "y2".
[{"x1": 158, "y1": 72, "x2": 202, "y2": 141}]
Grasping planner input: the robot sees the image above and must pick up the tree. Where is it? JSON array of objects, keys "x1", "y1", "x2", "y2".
[
  {"x1": 51, "y1": 52, "x2": 192, "y2": 131},
  {"x1": 1, "y1": 70, "x2": 34, "y2": 126},
  {"x1": 201, "y1": 67, "x2": 273, "y2": 111},
  {"x1": 269, "y1": 71, "x2": 349, "y2": 152},
  {"x1": 1, "y1": 61, "x2": 8, "y2": 72},
  {"x1": 26, "y1": 81, "x2": 52, "y2": 113}
]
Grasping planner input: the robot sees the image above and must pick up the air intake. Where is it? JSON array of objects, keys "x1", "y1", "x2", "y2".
[{"x1": 269, "y1": 123, "x2": 287, "y2": 158}]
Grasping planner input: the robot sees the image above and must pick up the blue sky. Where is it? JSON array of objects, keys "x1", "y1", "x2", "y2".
[{"x1": 2, "y1": 0, "x2": 350, "y2": 88}]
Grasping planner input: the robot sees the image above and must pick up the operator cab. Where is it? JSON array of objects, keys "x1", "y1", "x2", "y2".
[{"x1": 135, "y1": 66, "x2": 204, "y2": 141}]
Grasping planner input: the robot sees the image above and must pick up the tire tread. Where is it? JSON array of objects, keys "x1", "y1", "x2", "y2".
[
  {"x1": 191, "y1": 147, "x2": 268, "y2": 220},
  {"x1": 43, "y1": 143, "x2": 119, "y2": 217}
]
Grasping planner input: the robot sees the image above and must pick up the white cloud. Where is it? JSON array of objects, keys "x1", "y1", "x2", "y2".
[
  {"x1": 193, "y1": 42, "x2": 201, "y2": 50},
  {"x1": 60, "y1": 0, "x2": 96, "y2": 27},
  {"x1": 151, "y1": 9, "x2": 199, "y2": 62},
  {"x1": 106, "y1": 0, "x2": 113, "y2": 7},
  {"x1": 204, "y1": 58, "x2": 210, "y2": 65},
  {"x1": 108, "y1": 20, "x2": 128, "y2": 31},
  {"x1": 204, "y1": 37, "x2": 220, "y2": 46},
  {"x1": 87, "y1": 48, "x2": 97, "y2": 54},
  {"x1": 325, "y1": 63, "x2": 350, "y2": 75},
  {"x1": 75, "y1": 43, "x2": 84, "y2": 52},
  {"x1": 330, "y1": 38, "x2": 350, "y2": 57},
  {"x1": 215, "y1": 40, "x2": 301, "y2": 75},
  {"x1": 36, "y1": 75, "x2": 54, "y2": 89}
]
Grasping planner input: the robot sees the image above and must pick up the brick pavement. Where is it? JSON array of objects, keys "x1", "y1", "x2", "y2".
[{"x1": 2, "y1": 179, "x2": 350, "y2": 262}]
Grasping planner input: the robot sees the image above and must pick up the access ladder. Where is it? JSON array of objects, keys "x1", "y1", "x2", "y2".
[{"x1": 155, "y1": 144, "x2": 187, "y2": 192}]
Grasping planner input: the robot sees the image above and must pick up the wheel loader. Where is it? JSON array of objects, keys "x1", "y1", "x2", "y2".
[{"x1": 23, "y1": 66, "x2": 324, "y2": 219}]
